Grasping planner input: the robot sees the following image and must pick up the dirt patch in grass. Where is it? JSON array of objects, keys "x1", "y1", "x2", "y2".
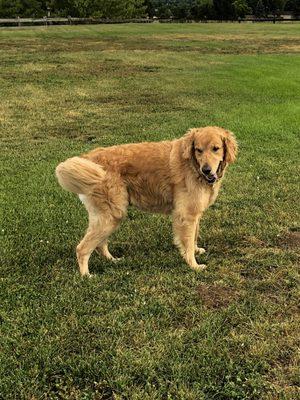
[
  {"x1": 89, "y1": 91, "x2": 168, "y2": 106},
  {"x1": 279, "y1": 44, "x2": 300, "y2": 52},
  {"x1": 123, "y1": 35, "x2": 300, "y2": 54},
  {"x1": 3, "y1": 57, "x2": 160, "y2": 83},
  {"x1": 151, "y1": 33, "x2": 300, "y2": 42},
  {"x1": 277, "y1": 230, "x2": 300, "y2": 249},
  {"x1": 244, "y1": 235, "x2": 268, "y2": 248},
  {"x1": 2, "y1": 35, "x2": 300, "y2": 56},
  {"x1": 197, "y1": 284, "x2": 239, "y2": 309}
]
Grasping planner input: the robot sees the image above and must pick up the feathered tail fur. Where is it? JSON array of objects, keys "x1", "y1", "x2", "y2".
[{"x1": 55, "y1": 157, "x2": 106, "y2": 195}]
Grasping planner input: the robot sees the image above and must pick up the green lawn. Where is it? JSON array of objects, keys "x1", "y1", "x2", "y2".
[{"x1": 1, "y1": 23, "x2": 299, "y2": 399}]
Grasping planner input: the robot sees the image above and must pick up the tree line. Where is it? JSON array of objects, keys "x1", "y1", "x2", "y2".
[{"x1": 0, "y1": 0, "x2": 299, "y2": 19}]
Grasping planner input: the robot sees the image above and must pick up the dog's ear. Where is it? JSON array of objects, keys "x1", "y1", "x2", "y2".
[
  {"x1": 223, "y1": 129, "x2": 238, "y2": 164},
  {"x1": 181, "y1": 129, "x2": 196, "y2": 160}
]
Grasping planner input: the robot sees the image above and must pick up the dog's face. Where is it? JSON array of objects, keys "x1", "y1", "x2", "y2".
[{"x1": 182, "y1": 127, "x2": 238, "y2": 184}]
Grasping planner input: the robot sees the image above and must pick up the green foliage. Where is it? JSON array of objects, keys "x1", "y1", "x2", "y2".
[
  {"x1": 212, "y1": 0, "x2": 234, "y2": 19},
  {"x1": 94, "y1": 0, "x2": 146, "y2": 18},
  {"x1": 286, "y1": 0, "x2": 300, "y2": 13},
  {"x1": 255, "y1": 0, "x2": 266, "y2": 16},
  {"x1": 0, "y1": 0, "x2": 47, "y2": 17},
  {"x1": 271, "y1": 0, "x2": 288, "y2": 13},
  {"x1": 71, "y1": 0, "x2": 94, "y2": 17},
  {"x1": 0, "y1": 0, "x2": 22, "y2": 17},
  {"x1": 49, "y1": 0, "x2": 146, "y2": 18},
  {"x1": 192, "y1": 0, "x2": 215, "y2": 19},
  {"x1": 233, "y1": 0, "x2": 252, "y2": 17},
  {"x1": 0, "y1": 0, "x2": 298, "y2": 19}
]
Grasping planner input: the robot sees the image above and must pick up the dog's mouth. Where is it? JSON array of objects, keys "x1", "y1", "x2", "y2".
[{"x1": 202, "y1": 172, "x2": 218, "y2": 184}]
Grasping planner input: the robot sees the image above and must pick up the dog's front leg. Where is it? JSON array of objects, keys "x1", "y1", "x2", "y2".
[
  {"x1": 173, "y1": 212, "x2": 206, "y2": 272},
  {"x1": 195, "y1": 214, "x2": 206, "y2": 255}
]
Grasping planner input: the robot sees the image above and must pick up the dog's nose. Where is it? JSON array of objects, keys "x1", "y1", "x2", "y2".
[{"x1": 202, "y1": 165, "x2": 212, "y2": 176}]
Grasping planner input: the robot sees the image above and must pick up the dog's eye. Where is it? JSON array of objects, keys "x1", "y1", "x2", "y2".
[
  {"x1": 212, "y1": 146, "x2": 220, "y2": 152},
  {"x1": 196, "y1": 148, "x2": 203, "y2": 154}
]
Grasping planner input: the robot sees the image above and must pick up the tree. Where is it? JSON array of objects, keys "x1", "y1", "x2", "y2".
[
  {"x1": 92, "y1": 0, "x2": 146, "y2": 18},
  {"x1": 265, "y1": 0, "x2": 288, "y2": 15},
  {"x1": 50, "y1": 0, "x2": 147, "y2": 18},
  {"x1": 170, "y1": 0, "x2": 193, "y2": 19},
  {"x1": 233, "y1": 0, "x2": 251, "y2": 17},
  {"x1": 0, "y1": 0, "x2": 299, "y2": 20},
  {"x1": 255, "y1": 0, "x2": 266, "y2": 16},
  {"x1": 285, "y1": 0, "x2": 300, "y2": 14},
  {"x1": 192, "y1": 0, "x2": 215, "y2": 19},
  {"x1": 0, "y1": 0, "x2": 22, "y2": 17},
  {"x1": 213, "y1": 0, "x2": 235, "y2": 19},
  {"x1": 0, "y1": 0, "x2": 47, "y2": 17},
  {"x1": 20, "y1": 0, "x2": 46, "y2": 17}
]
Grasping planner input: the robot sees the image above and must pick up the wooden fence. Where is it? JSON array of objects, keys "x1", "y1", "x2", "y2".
[
  {"x1": 0, "y1": 16, "x2": 299, "y2": 27},
  {"x1": 0, "y1": 17, "x2": 153, "y2": 27}
]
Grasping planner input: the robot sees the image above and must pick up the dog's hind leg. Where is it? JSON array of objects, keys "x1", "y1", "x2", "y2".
[
  {"x1": 76, "y1": 213, "x2": 121, "y2": 276},
  {"x1": 95, "y1": 240, "x2": 121, "y2": 261},
  {"x1": 77, "y1": 179, "x2": 128, "y2": 276}
]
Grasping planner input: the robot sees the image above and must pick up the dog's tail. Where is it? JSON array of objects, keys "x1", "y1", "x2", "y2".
[{"x1": 55, "y1": 157, "x2": 106, "y2": 195}]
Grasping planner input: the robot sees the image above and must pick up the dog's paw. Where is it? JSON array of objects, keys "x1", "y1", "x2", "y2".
[
  {"x1": 81, "y1": 272, "x2": 94, "y2": 278},
  {"x1": 191, "y1": 263, "x2": 207, "y2": 272},
  {"x1": 111, "y1": 256, "x2": 124, "y2": 262},
  {"x1": 195, "y1": 246, "x2": 206, "y2": 255}
]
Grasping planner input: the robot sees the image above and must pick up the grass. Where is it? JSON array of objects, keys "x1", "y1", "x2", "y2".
[{"x1": 0, "y1": 22, "x2": 300, "y2": 399}]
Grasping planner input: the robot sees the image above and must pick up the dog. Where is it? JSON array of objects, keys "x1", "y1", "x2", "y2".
[{"x1": 56, "y1": 126, "x2": 237, "y2": 276}]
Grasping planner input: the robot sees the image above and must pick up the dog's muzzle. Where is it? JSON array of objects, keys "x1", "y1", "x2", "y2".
[{"x1": 201, "y1": 165, "x2": 218, "y2": 184}]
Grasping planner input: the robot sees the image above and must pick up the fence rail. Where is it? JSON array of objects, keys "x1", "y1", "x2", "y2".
[
  {"x1": 0, "y1": 16, "x2": 299, "y2": 27},
  {"x1": 0, "y1": 17, "x2": 153, "y2": 27}
]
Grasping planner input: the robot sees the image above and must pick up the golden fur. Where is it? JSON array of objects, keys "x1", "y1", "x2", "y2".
[{"x1": 56, "y1": 126, "x2": 237, "y2": 276}]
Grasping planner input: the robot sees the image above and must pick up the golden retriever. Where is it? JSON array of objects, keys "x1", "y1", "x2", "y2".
[{"x1": 56, "y1": 126, "x2": 237, "y2": 276}]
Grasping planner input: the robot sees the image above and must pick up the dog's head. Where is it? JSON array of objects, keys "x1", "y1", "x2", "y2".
[{"x1": 181, "y1": 126, "x2": 238, "y2": 184}]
